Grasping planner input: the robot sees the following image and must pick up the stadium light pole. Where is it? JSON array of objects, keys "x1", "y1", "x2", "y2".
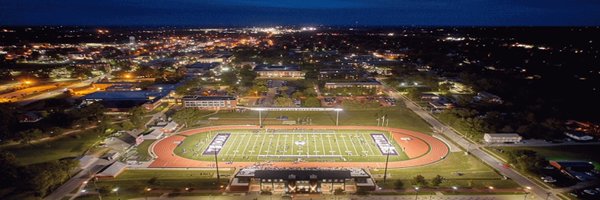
[
  {"x1": 333, "y1": 108, "x2": 343, "y2": 126},
  {"x1": 256, "y1": 108, "x2": 265, "y2": 127},
  {"x1": 383, "y1": 146, "x2": 391, "y2": 183},
  {"x1": 214, "y1": 149, "x2": 220, "y2": 185}
]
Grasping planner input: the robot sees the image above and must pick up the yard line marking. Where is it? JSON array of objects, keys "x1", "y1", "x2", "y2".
[
  {"x1": 348, "y1": 133, "x2": 360, "y2": 157},
  {"x1": 257, "y1": 130, "x2": 267, "y2": 159},
  {"x1": 241, "y1": 132, "x2": 252, "y2": 157},
  {"x1": 361, "y1": 132, "x2": 377, "y2": 156},
  {"x1": 283, "y1": 133, "x2": 289, "y2": 154},
  {"x1": 265, "y1": 132, "x2": 274, "y2": 157},
  {"x1": 354, "y1": 131, "x2": 369, "y2": 156},
  {"x1": 334, "y1": 133, "x2": 343, "y2": 156},
  {"x1": 223, "y1": 131, "x2": 237, "y2": 156},
  {"x1": 274, "y1": 133, "x2": 281, "y2": 157},
  {"x1": 320, "y1": 133, "x2": 327, "y2": 155}
]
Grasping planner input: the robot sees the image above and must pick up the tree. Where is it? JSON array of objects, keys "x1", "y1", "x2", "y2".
[
  {"x1": 129, "y1": 106, "x2": 146, "y2": 128},
  {"x1": 221, "y1": 70, "x2": 237, "y2": 86},
  {"x1": 172, "y1": 108, "x2": 204, "y2": 128},
  {"x1": 412, "y1": 175, "x2": 428, "y2": 187},
  {"x1": 393, "y1": 180, "x2": 404, "y2": 189},
  {"x1": 302, "y1": 97, "x2": 321, "y2": 107},
  {"x1": 405, "y1": 88, "x2": 422, "y2": 100},
  {"x1": 0, "y1": 151, "x2": 19, "y2": 187},
  {"x1": 274, "y1": 97, "x2": 294, "y2": 107},
  {"x1": 431, "y1": 175, "x2": 444, "y2": 187}
]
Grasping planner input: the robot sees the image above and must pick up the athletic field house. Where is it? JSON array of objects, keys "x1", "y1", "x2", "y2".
[{"x1": 148, "y1": 125, "x2": 450, "y2": 194}]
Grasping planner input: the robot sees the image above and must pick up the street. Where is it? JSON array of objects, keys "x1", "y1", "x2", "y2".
[{"x1": 379, "y1": 82, "x2": 556, "y2": 200}]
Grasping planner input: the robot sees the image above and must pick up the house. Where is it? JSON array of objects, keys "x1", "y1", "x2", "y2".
[
  {"x1": 180, "y1": 96, "x2": 237, "y2": 110},
  {"x1": 474, "y1": 92, "x2": 503, "y2": 104},
  {"x1": 550, "y1": 160, "x2": 596, "y2": 181},
  {"x1": 254, "y1": 65, "x2": 305, "y2": 78},
  {"x1": 96, "y1": 161, "x2": 127, "y2": 179},
  {"x1": 565, "y1": 131, "x2": 594, "y2": 141},
  {"x1": 420, "y1": 93, "x2": 440, "y2": 101},
  {"x1": 483, "y1": 133, "x2": 522, "y2": 144},
  {"x1": 318, "y1": 67, "x2": 359, "y2": 80},
  {"x1": 18, "y1": 112, "x2": 43, "y2": 123},
  {"x1": 324, "y1": 81, "x2": 382, "y2": 90},
  {"x1": 185, "y1": 62, "x2": 220, "y2": 76}
]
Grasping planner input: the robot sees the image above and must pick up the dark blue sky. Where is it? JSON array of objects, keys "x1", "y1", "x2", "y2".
[{"x1": 1, "y1": 0, "x2": 600, "y2": 26}]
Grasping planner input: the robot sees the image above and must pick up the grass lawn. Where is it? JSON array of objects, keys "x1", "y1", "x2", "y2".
[
  {"x1": 195, "y1": 104, "x2": 432, "y2": 134},
  {"x1": 488, "y1": 145, "x2": 600, "y2": 169},
  {"x1": 135, "y1": 140, "x2": 155, "y2": 161},
  {"x1": 174, "y1": 129, "x2": 409, "y2": 162},
  {"x1": 1, "y1": 129, "x2": 104, "y2": 165},
  {"x1": 371, "y1": 152, "x2": 519, "y2": 189},
  {"x1": 76, "y1": 169, "x2": 230, "y2": 200}
]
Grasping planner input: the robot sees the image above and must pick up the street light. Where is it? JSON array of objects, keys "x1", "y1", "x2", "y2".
[
  {"x1": 524, "y1": 186, "x2": 532, "y2": 200},
  {"x1": 145, "y1": 188, "x2": 152, "y2": 200},
  {"x1": 112, "y1": 187, "x2": 119, "y2": 199},
  {"x1": 414, "y1": 187, "x2": 420, "y2": 200},
  {"x1": 333, "y1": 108, "x2": 343, "y2": 126}
]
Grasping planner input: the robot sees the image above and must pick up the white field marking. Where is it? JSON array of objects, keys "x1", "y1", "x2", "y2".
[
  {"x1": 291, "y1": 134, "x2": 296, "y2": 155},
  {"x1": 249, "y1": 131, "x2": 261, "y2": 155},
  {"x1": 223, "y1": 133, "x2": 237, "y2": 160},
  {"x1": 360, "y1": 132, "x2": 377, "y2": 156},
  {"x1": 305, "y1": 131, "x2": 310, "y2": 156},
  {"x1": 334, "y1": 133, "x2": 345, "y2": 155},
  {"x1": 257, "y1": 130, "x2": 268, "y2": 159},
  {"x1": 223, "y1": 132, "x2": 238, "y2": 157},
  {"x1": 318, "y1": 133, "x2": 326, "y2": 155},
  {"x1": 310, "y1": 134, "x2": 319, "y2": 155},
  {"x1": 347, "y1": 133, "x2": 360, "y2": 157},
  {"x1": 274, "y1": 133, "x2": 281, "y2": 156},
  {"x1": 326, "y1": 134, "x2": 336, "y2": 155},
  {"x1": 338, "y1": 132, "x2": 352, "y2": 155},
  {"x1": 283, "y1": 134, "x2": 289, "y2": 154},
  {"x1": 241, "y1": 132, "x2": 252, "y2": 156},
  {"x1": 265, "y1": 132, "x2": 274, "y2": 156},
  {"x1": 354, "y1": 131, "x2": 369, "y2": 156}
]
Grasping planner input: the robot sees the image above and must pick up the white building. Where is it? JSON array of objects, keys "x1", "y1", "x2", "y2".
[{"x1": 483, "y1": 133, "x2": 522, "y2": 143}]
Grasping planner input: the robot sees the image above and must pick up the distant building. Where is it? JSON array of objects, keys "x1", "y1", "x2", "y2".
[
  {"x1": 324, "y1": 81, "x2": 382, "y2": 90},
  {"x1": 180, "y1": 96, "x2": 237, "y2": 110},
  {"x1": 483, "y1": 133, "x2": 522, "y2": 144},
  {"x1": 17, "y1": 112, "x2": 43, "y2": 123},
  {"x1": 96, "y1": 161, "x2": 127, "y2": 179},
  {"x1": 82, "y1": 89, "x2": 172, "y2": 112},
  {"x1": 550, "y1": 160, "x2": 596, "y2": 181},
  {"x1": 564, "y1": 131, "x2": 594, "y2": 141},
  {"x1": 318, "y1": 67, "x2": 359, "y2": 80},
  {"x1": 254, "y1": 65, "x2": 304, "y2": 78},
  {"x1": 475, "y1": 92, "x2": 503, "y2": 104},
  {"x1": 185, "y1": 62, "x2": 220, "y2": 76}
]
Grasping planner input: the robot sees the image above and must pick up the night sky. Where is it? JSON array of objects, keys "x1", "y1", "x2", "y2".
[{"x1": 1, "y1": 0, "x2": 600, "y2": 26}]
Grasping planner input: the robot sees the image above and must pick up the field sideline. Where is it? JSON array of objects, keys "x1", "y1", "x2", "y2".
[
  {"x1": 173, "y1": 129, "x2": 410, "y2": 162},
  {"x1": 150, "y1": 125, "x2": 449, "y2": 168}
]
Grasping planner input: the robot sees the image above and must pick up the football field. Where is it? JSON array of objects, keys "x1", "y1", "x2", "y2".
[{"x1": 173, "y1": 129, "x2": 410, "y2": 162}]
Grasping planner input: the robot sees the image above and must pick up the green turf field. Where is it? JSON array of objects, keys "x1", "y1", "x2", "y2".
[{"x1": 174, "y1": 129, "x2": 409, "y2": 162}]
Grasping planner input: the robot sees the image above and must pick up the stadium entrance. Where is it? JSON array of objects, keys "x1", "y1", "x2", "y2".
[{"x1": 230, "y1": 168, "x2": 376, "y2": 194}]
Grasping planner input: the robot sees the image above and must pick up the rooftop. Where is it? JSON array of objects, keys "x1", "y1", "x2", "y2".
[{"x1": 254, "y1": 65, "x2": 301, "y2": 71}]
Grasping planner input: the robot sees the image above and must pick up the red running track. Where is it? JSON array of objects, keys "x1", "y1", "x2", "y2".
[{"x1": 149, "y1": 125, "x2": 449, "y2": 169}]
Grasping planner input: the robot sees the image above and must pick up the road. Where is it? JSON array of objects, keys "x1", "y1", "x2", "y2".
[
  {"x1": 379, "y1": 83, "x2": 556, "y2": 200},
  {"x1": 44, "y1": 157, "x2": 112, "y2": 200},
  {"x1": 18, "y1": 76, "x2": 104, "y2": 106}
]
